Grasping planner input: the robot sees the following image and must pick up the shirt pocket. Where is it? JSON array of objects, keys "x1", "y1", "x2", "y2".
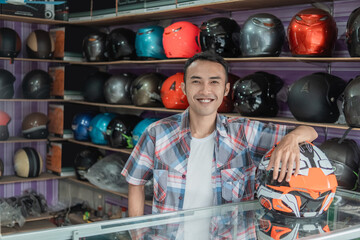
[
  {"x1": 153, "y1": 169, "x2": 168, "y2": 202},
  {"x1": 221, "y1": 167, "x2": 245, "y2": 202}
]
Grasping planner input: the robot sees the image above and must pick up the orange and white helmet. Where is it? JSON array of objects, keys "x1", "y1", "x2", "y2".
[{"x1": 256, "y1": 142, "x2": 338, "y2": 218}]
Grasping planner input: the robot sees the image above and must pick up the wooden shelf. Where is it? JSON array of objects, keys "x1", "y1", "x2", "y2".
[
  {"x1": 0, "y1": 172, "x2": 67, "y2": 185},
  {"x1": 67, "y1": 139, "x2": 133, "y2": 154},
  {"x1": 226, "y1": 114, "x2": 358, "y2": 131},
  {"x1": 0, "y1": 136, "x2": 65, "y2": 143},
  {"x1": 68, "y1": 0, "x2": 332, "y2": 26},
  {"x1": 0, "y1": 99, "x2": 65, "y2": 102},
  {"x1": 2, "y1": 56, "x2": 360, "y2": 65},
  {"x1": 1, "y1": 219, "x2": 56, "y2": 236},
  {"x1": 68, "y1": 177, "x2": 152, "y2": 207},
  {"x1": 0, "y1": 14, "x2": 68, "y2": 25}
]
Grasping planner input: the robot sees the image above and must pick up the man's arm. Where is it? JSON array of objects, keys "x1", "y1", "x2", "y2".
[
  {"x1": 128, "y1": 184, "x2": 145, "y2": 217},
  {"x1": 266, "y1": 125, "x2": 318, "y2": 182}
]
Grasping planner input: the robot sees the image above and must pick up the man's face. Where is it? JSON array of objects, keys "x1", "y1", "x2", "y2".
[{"x1": 181, "y1": 60, "x2": 230, "y2": 118}]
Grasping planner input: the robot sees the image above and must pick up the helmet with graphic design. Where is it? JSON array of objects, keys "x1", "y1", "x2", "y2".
[
  {"x1": 131, "y1": 72, "x2": 166, "y2": 107},
  {"x1": 132, "y1": 118, "x2": 159, "y2": 146},
  {"x1": 257, "y1": 212, "x2": 330, "y2": 239},
  {"x1": 135, "y1": 25, "x2": 167, "y2": 59},
  {"x1": 287, "y1": 8, "x2": 337, "y2": 57},
  {"x1": 199, "y1": 17, "x2": 241, "y2": 57},
  {"x1": 22, "y1": 69, "x2": 52, "y2": 99},
  {"x1": 343, "y1": 75, "x2": 360, "y2": 127},
  {"x1": 288, "y1": 72, "x2": 346, "y2": 123},
  {"x1": 0, "y1": 110, "x2": 11, "y2": 140},
  {"x1": 83, "y1": 32, "x2": 108, "y2": 62},
  {"x1": 0, "y1": 27, "x2": 21, "y2": 58},
  {"x1": 105, "y1": 115, "x2": 142, "y2": 148},
  {"x1": 218, "y1": 73, "x2": 240, "y2": 113},
  {"x1": 22, "y1": 112, "x2": 49, "y2": 139},
  {"x1": 163, "y1": 21, "x2": 201, "y2": 58},
  {"x1": 104, "y1": 73, "x2": 137, "y2": 105},
  {"x1": 88, "y1": 112, "x2": 117, "y2": 145},
  {"x1": 160, "y1": 72, "x2": 188, "y2": 109},
  {"x1": 256, "y1": 142, "x2": 338, "y2": 218},
  {"x1": 240, "y1": 13, "x2": 285, "y2": 57},
  {"x1": 319, "y1": 138, "x2": 360, "y2": 190},
  {"x1": 232, "y1": 71, "x2": 283, "y2": 117},
  {"x1": 107, "y1": 28, "x2": 136, "y2": 60},
  {"x1": 346, "y1": 7, "x2": 360, "y2": 57},
  {"x1": 0, "y1": 69, "x2": 16, "y2": 99},
  {"x1": 71, "y1": 112, "x2": 95, "y2": 141}
]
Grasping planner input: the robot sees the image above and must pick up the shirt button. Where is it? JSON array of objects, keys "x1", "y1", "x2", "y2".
[
  {"x1": 179, "y1": 196, "x2": 183, "y2": 200},
  {"x1": 182, "y1": 174, "x2": 186, "y2": 179}
]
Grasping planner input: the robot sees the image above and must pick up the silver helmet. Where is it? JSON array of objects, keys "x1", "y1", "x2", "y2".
[
  {"x1": 104, "y1": 73, "x2": 137, "y2": 104},
  {"x1": 240, "y1": 13, "x2": 285, "y2": 57}
]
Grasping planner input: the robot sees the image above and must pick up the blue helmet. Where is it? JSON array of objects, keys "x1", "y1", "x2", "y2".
[
  {"x1": 132, "y1": 118, "x2": 159, "y2": 146},
  {"x1": 71, "y1": 112, "x2": 95, "y2": 141},
  {"x1": 89, "y1": 112, "x2": 117, "y2": 145},
  {"x1": 135, "y1": 26, "x2": 167, "y2": 60}
]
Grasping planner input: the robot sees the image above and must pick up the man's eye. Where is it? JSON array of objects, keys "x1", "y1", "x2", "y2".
[
  {"x1": 192, "y1": 80, "x2": 200, "y2": 84},
  {"x1": 211, "y1": 81, "x2": 220, "y2": 84}
]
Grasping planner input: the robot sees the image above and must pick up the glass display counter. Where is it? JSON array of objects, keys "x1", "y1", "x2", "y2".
[{"x1": 2, "y1": 189, "x2": 360, "y2": 240}]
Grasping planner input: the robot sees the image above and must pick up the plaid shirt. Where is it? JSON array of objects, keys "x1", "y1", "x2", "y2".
[{"x1": 121, "y1": 108, "x2": 291, "y2": 214}]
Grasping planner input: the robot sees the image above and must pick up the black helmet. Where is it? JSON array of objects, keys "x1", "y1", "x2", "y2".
[
  {"x1": 0, "y1": 69, "x2": 16, "y2": 99},
  {"x1": 83, "y1": 71, "x2": 111, "y2": 102},
  {"x1": 131, "y1": 72, "x2": 166, "y2": 107},
  {"x1": 233, "y1": 71, "x2": 283, "y2": 117},
  {"x1": 199, "y1": 17, "x2": 241, "y2": 57},
  {"x1": 288, "y1": 72, "x2": 346, "y2": 123},
  {"x1": 105, "y1": 115, "x2": 142, "y2": 148},
  {"x1": 14, "y1": 147, "x2": 43, "y2": 178},
  {"x1": 319, "y1": 138, "x2": 360, "y2": 190},
  {"x1": 240, "y1": 13, "x2": 285, "y2": 57},
  {"x1": 0, "y1": 27, "x2": 21, "y2": 58},
  {"x1": 346, "y1": 7, "x2": 360, "y2": 57},
  {"x1": 343, "y1": 75, "x2": 360, "y2": 127},
  {"x1": 26, "y1": 30, "x2": 54, "y2": 59},
  {"x1": 22, "y1": 112, "x2": 49, "y2": 139},
  {"x1": 22, "y1": 69, "x2": 52, "y2": 99},
  {"x1": 83, "y1": 32, "x2": 108, "y2": 62},
  {"x1": 74, "y1": 148, "x2": 103, "y2": 181},
  {"x1": 106, "y1": 28, "x2": 136, "y2": 60},
  {"x1": 103, "y1": 73, "x2": 137, "y2": 104}
]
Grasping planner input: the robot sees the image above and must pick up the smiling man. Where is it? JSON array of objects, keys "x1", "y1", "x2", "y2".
[{"x1": 121, "y1": 51, "x2": 318, "y2": 218}]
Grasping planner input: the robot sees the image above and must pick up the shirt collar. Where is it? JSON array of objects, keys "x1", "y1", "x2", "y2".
[{"x1": 179, "y1": 108, "x2": 228, "y2": 139}]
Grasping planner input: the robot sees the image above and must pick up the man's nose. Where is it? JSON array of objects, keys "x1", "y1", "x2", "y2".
[{"x1": 199, "y1": 82, "x2": 211, "y2": 93}]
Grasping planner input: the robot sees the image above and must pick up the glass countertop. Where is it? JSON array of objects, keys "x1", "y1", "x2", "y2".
[{"x1": 3, "y1": 189, "x2": 360, "y2": 240}]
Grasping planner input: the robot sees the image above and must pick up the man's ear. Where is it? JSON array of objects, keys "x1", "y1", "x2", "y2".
[
  {"x1": 224, "y1": 82, "x2": 230, "y2": 96},
  {"x1": 181, "y1": 82, "x2": 186, "y2": 95}
]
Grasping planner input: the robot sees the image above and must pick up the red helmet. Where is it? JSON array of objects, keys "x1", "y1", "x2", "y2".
[
  {"x1": 218, "y1": 73, "x2": 239, "y2": 113},
  {"x1": 256, "y1": 142, "x2": 338, "y2": 218},
  {"x1": 0, "y1": 110, "x2": 11, "y2": 140},
  {"x1": 0, "y1": 110, "x2": 10, "y2": 126},
  {"x1": 287, "y1": 8, "x2": 337, "y2": 56},
  {"x1": 160, "y1": 72, "x2": 189, "y2": 109},
  {"x1": 163, "y1": 21, "x2": 201, "y2": 58}
]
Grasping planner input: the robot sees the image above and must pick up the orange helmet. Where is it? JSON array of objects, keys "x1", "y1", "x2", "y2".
[
  {"x1": 0, "y1": 110, "x2": 10, "y2": 140},
  {"x1": 160, "y1": 72, "x2": 189, "y2": 109},
  {"x1": 256, "y1": 142, "x2": 338, "y2": 218},
  {"x1": 218, "y1": 73, "x2": 239, "y2": 113},
  {"x1": 163, "y1": 21, "x2": 201, "y2": 58}
]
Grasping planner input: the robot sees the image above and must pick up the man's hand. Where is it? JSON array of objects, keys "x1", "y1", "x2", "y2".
[{"x1": 266, "y1": 125, "x2": 318, "y2": 182}]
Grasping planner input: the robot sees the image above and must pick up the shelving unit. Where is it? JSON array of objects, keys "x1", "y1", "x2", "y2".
[{"x1": 0, "y1": 0, "x2": 358, "y2": 237}]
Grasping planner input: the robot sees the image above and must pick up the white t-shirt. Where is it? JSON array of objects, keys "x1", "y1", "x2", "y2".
[{"x1": 181, "y1": 131, "x2": 215, "y2": 240}]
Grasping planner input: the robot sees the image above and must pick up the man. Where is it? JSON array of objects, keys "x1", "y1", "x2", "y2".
[{"x1": 121, "y1": 51, "x2": 318, "y2": 217}]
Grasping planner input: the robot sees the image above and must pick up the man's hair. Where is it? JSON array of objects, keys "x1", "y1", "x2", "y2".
[{"x1": 183, "y1": 51, "x2": 229, "y2": 83}]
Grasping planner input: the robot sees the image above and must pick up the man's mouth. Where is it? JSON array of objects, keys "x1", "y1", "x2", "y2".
[{"x1": 197, "y1": 98, "x2": 214, "y2": 103}]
